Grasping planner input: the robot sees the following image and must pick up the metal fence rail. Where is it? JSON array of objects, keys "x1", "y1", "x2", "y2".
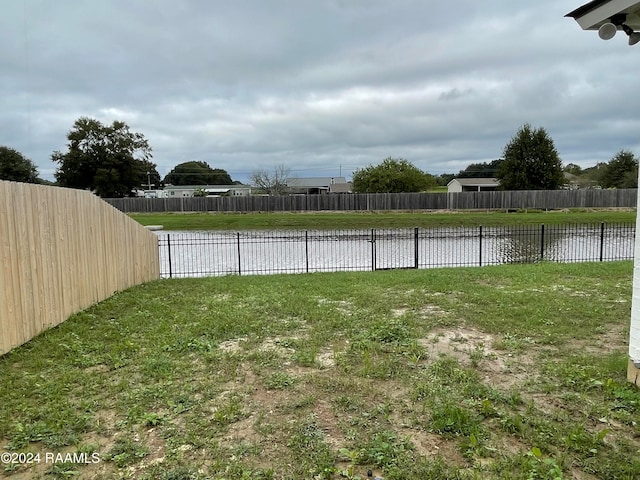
[{"x1": 156, "y1": 223, "x2": 635, "y2": 278}]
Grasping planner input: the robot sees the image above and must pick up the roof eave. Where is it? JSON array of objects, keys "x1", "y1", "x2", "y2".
[
  {"x1": 566, "y1": 0, "x2": 611, "y2": 19},
  {"x1": 566, "y1": 0, "x2": 640, "y2": 30}
]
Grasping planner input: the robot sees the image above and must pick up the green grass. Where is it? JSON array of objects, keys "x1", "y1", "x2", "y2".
[
  {"x1": 129, "y1": 209, "x2": 636, "y2": 231},
  {"x1": 1, "y1": 262, "x2": 639, "y2": 479}
]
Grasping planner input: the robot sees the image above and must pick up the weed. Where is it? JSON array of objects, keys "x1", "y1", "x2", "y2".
[
  {"x1": 213, "y1": 395, "x2": 245, "y2": 425},
  {"x1": 460, "y1": 432, "x2": 494, "y2": 460},
  {"x1": 525, "y1": 447, "x2": 565, "y2": 480},
  {"x1": 162, "y1": 467, "x2": 198, "y2": 480},
  {"x1": 141, "y1": 412, "x2": 164, "y2": 426},
  {"x1": 430, "y1": 402, "x2": 481, "y2": 437},
  {"x1": 47, "y1": 462, "x2": 80, "y2": 478},
  {"x1": 338, "y1": 447, "x2": 361, "y2": 479},
  {"x1": 469, "y1": 345, "x2": 486, "y2": 368},
  {"x1": 293, "y1": 347, "x2": 318, "y2": 367},
  {"x1": 354, "y1": 430, "x2": 414, "y2": 468},
  {"x1": 364, "y1": 318, "x2": 414, "y2": 345},
  {"x1": 288, "y1": 418, "x2": 336, "y2": 479},
  {"x1": 106, "y1": 436, "x2": 149, "y2": 467},
  {"x1": 264, "y1": 371, "x2": 296, "y2": 390}
]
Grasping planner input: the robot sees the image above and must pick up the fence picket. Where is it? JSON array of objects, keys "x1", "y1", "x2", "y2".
[
  {"x1": 0, "y1": 180, "x2": 160, "y2": 355},
  {"x1": 106, "y1": 189, "x2": 638, "y2": 213}
]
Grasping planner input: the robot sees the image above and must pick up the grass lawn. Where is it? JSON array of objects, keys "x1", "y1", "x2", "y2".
[
  {"x1": 1, "y1": 262, "x2": 639, "y2": 479},
  {"x1": 129, "y1": 209, "x2": 637, "y2": 231}
]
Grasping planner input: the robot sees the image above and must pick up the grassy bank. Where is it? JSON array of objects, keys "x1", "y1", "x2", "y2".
[
  {"x1": 129, "y1": 209, "x2": 636, "y2": 231},
  {"x1": 1, "y1": 262, "x2": 638, "y2": 479}
]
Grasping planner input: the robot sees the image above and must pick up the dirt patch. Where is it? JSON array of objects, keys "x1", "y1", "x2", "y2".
[
  {"x1": 83, "y1": 364, "x2": 110, "y2": 374},
  {"x1": 0, "y1": 436, "x2": 117, "y2": 479},
  {"x1": 316, "y1": 297, "x2": 355, "y2": 315},
  {"x1": 418, "y1": 305, "x2": 448, "y2": 317},
  {"x1": 570, "y1": 468, "x2": 601, "y2": 480},
  {"x1": 419, "y1": 327, "x2": 497, "y2": 363},
  {"x1": 419, "y1": 326, "x2": 533, "y2": 390},
  {"x1": 392, "y1": 304, "x2": 448, "y2": 318},
  {"x1": 124, "y1": 426, "x2": 168, "y2": 476},
  {"x1": 224, "y1": 414, "x2": 261, "y2": 443},
  {"x1": 257, "y1": 336, "x2": 300, "y2": 355},
  {"x1": 219, "y1": 335, "x2": 311, "y2": 357},
  {"x1": 313, "y1": 399, "x2": 344, "y2": 449},
  {"x1": 317, "y1": 349, "x2": 336, "y2": 368},
  {"x1": 401, "y1": 428, "x2": 467, "y2": 465},
  {"x1": 569, "y1": 326, "x2": 629, "y2": 355},
  {"x1": 218, "y1": 337, "x2": 248, "y2": 353}
]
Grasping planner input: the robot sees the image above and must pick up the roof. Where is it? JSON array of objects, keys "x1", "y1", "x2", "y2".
[
  {"x1": 566, "y1": 0, "x2": 612, "y2": 18},
  {"x1": 204, "y1": 188, "x2": 231, "y2": 193},
  {"x1": 164, "y1": 184, "x2": 250, "y2": 190},
  {"x1": 288, "y1": 177, "x2": 347, "y2": 188},
  {"x1": 447, "y1": 177, "x2": 500, "y2": 186},
  {"x1": 329, "y1": 183, "x2": 352, "y2": 193},
  {"x1": 566, "y1": 0, "x2": 640, "y2": 29}
]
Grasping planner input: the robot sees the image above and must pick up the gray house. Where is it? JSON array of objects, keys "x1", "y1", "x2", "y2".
[{"x1": 287, "y1": 177, "x2": 351, "y2": 194}]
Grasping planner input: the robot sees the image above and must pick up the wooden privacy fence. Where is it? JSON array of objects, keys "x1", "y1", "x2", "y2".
[
  {"x1": 0, "y1": 181, "x2": 160, "y2": 355},
  {"x1": 105, "y1": 189, "x2": 638, "y2": 213}
]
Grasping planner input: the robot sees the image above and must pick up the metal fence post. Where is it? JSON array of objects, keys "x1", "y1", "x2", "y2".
[
  {"x1": 371, "y1": 228, "x2": 376, "y2": 271},
  {"x1": 540, "y1": 224, "x2": 545, "y2": 261},
  {"x1": 305, "y1": 230, "x2": 309, "y2": 273},
  {"x1": 600, "y1": 222, "x2": 605, "y2": 262},
  {"x1": 167, "y1": 234, "x2": 173, "y2": 278},
  {"x1": 414, "y1": 227, "x2": 419, "y2": 269},
  {"x1": 479, "y1": 226, "x2": 483, "y2": 267},
  {"x1": 237, "y1": 232, "x2": 241, "y2": 275}
]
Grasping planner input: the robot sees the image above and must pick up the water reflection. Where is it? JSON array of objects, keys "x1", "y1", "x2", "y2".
[{"x1": 496, "y1": 226, "x2": 563, "y2": 264}]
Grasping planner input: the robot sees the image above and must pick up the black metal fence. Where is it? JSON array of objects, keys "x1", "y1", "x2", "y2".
[{"x1": 156, "y1": 223, "x2": 635, "y2": 278}]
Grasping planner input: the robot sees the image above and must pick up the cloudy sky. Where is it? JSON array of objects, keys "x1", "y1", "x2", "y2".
[{"x1": 2, "y1": 1, "x2": 639, "y2": 184}]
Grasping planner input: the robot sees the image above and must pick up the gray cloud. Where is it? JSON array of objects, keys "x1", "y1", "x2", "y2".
[{"x1": 2, "y1": 1, "x2": 639, "y2": 183}]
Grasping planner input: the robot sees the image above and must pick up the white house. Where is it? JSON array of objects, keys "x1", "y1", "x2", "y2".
[
  {"x1": 567, "y1": 0, "x2": 640, "y2": 386},
  {"x1": 163, "y1": 184, "x2": 252, "y2": 197},
  {"x1": 447, "y1": 178, "x2": 500, "y2": 193}
]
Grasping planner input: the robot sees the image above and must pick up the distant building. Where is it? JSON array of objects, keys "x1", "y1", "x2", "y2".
[
  {"x1": 287, "y1": 177, "x2": 351, "y2": 194},
  {"x1": 447, "y1": 178, "x2": 500, "y2": 193},
  {"x1": 133, "y1": 189, "x2": 169, "y2": 198},
  {"x1": 144, "y1": 189, "x2": 169, "y2": 198},
  {"x1": 163, "y1": 184, "x2": 252, "y2": 197}
]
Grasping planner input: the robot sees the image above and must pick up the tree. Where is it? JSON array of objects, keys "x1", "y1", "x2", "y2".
[
  {"x1": 563, "y1": 163, "x2": 583, "y2": 176},
  {"x1": 600, "y1": 150, "x2": 638, "y2": 189},
  {"x1": 457, "y1": 159, "x2": 504, "y2": 178},
  {"x1": 0, "y1": 146, "x2": 39, "y2": 183},
  {"x1": 163, "y1": 161, "x2": 232, "y2": 185},
  {"x1": 435, "y1": 173, "x2": 456, "y2": 186},
  {"x1": 496, "y1": 124, "x2": 564, "y2": 190},
  {"x1": 351, "y1": 157, "x2": 434, "y2": 193},
  {"x1": 52, "y1": 117, "x2": 155, "y2": 197},
  {"x1": 250, "y1": 164, "x2": 291, "y2": 195}
]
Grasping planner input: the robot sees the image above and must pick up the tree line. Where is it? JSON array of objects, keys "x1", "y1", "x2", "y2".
[
  {"x1": 353, "y1": 124, "x2": 637, "y2": 192},
  {"x1": 1, "y1": 118, "x2": 637, "y2": 196},
  {"x1": 0, "y1": 117, "x2": 238, "y2": 197}
]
